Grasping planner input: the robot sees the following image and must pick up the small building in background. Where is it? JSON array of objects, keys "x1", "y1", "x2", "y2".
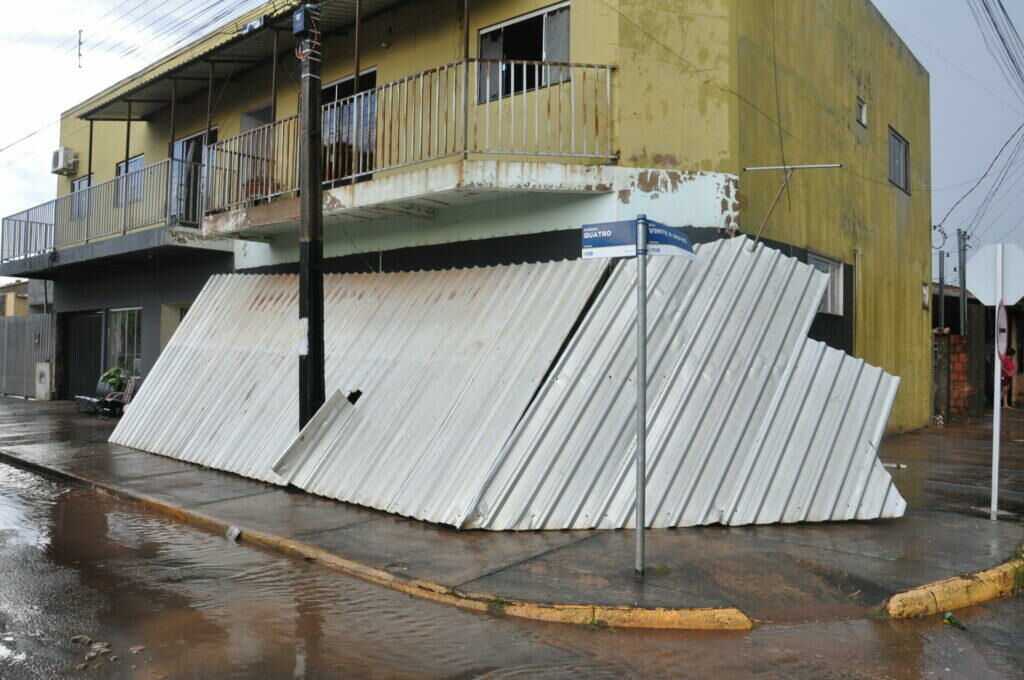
[{"x1": 0, "y1": 281, "x2": 28, "y2": 317}]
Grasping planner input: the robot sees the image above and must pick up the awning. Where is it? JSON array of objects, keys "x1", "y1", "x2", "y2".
[
  {"x1": 76, "y1": 0, "x2": 410, "y2": 121},
  {"x1": 111, "y1": 237, "x2": 905, "y2": 529}
]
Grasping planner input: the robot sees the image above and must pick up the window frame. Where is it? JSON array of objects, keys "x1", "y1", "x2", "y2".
[
  {"x1": 807, "y1": 252, "x2": 844, "y2": 317},
  {"x1": 477, "y1": 1, "x2": 571, "y2": 104},
  {"x1": 115, "y1": 154, "x2": 146, "y2": 207},
  {"x1": 856, "y1": 96, "x2": 867, "y2": 128},
  {"x1": 70, "y1": 174, "x2": 93, "y2": 221},
  {"x1": 106, "y1": 307, "x2": 143, "y2": 377},
  {"x1": 888, "y1": 127, "x2": 910, "y2": 193}
]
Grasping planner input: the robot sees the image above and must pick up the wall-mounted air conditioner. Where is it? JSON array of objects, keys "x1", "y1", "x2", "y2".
[{"x1": 51, "y1": 147, "x2": 77, "y2": 176}]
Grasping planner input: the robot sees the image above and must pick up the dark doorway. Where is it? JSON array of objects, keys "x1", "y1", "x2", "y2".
[{"x1": 63, "y1": 312, "x2": 102, "y2": 399}]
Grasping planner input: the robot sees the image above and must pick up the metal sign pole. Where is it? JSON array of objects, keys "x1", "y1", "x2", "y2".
[
  {"x1": 991, "y1": 244, "x2": 1003, "y2": 520},
  {"x1": 634, "y1": 213, "x2": 648, "y2": 576}
]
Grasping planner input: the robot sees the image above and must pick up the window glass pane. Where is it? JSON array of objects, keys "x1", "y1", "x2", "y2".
[
  {"x1": 107, "y1": 308, "x2": 143, "y2": 376},
  {"x1": 544, "y1": 7, "x2": 570, "y2": 62},
  {"x1": 889, "y1": 130, "x2": 908, "y2": 190}
]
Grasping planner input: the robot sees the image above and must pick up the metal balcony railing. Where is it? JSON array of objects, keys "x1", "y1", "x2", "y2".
[
  {"x1": 0, "y1": 159, "x2": 202, "y2": 264},
  {"x1": 205, "y1": 58, "x2": 615, "y2": 213}
]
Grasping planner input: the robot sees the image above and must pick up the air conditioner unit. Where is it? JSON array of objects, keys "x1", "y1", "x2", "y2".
[{"x1": 51, "y1": 147, "x2": 77, "y2": 176}]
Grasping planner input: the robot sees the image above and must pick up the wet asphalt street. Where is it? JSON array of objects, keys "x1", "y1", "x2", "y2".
[{"x1": 0, "y1": 462, "x2": 1023, "y2": 679}]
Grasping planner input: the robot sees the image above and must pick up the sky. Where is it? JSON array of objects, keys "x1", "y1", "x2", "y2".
[{"x1": 0, "y1": 0, "x2": 1022, "y2": 286}]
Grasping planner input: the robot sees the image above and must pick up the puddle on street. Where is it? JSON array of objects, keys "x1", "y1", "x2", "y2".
[{"x1": 0, "y1": 463, "x2": 1021, "y2": 680}]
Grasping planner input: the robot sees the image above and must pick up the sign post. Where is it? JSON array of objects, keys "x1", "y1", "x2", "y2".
[
  {"x1": 634, "y1": 216, "x2": 648, "y2": 577},
  {"x1": 581, "y1": 214, "x2": 695, "y2": 575},
  {"x1": 966, "y1": 242, "x2": 1024, "y2": 520}
]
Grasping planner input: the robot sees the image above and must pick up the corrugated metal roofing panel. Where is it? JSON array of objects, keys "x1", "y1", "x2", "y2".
[
  {"x1": 112, "y1": 237, "x2": 904, "y2": 530},
  {"x1": 111, "y1": 260, "x2": 608, "y2": 498},
  {"x1": 467, "y1": 238, "x2": 905, "y2": 529}
]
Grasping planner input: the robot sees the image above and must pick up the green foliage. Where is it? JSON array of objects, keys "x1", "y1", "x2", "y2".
[{"x1": 100, "y1": 366, "x2": 128, "y2": 392}]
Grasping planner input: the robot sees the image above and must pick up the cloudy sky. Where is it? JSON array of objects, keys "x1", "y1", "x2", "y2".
[{"x1": 0, "y1": 0, "x2": 1022, "y2": 285}]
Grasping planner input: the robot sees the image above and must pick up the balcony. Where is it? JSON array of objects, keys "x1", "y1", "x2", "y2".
[
  {"x1": 0, "y1": 159, "x2": 228, "y2": 276},
  {"x1": 203, "y1": 58, "x2": 615, "y2": 232}
]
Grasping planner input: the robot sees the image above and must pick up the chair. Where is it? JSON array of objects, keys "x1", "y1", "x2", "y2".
[
  {"x1": 75, "y1": 377, "x2": 139, "y2": 418},
  {"x1": 100, "y1": 377, "x2": 140, "y2": 419}
]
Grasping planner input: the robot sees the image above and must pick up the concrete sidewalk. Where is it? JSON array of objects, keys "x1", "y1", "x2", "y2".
[{"x1": 1, "y1": 397, "x2": 1021, "y2": 628}]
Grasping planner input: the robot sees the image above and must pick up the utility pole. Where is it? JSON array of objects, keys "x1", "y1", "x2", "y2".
[
  {"x1": 938, "y1": 250, "x2": 945, "y2": 330},
  {"x1": 957, "y1": 229, "x2": 968, "y2": 335},
  {"x1": 294, "y1": 3, "x2": 325, "y2": 428}
]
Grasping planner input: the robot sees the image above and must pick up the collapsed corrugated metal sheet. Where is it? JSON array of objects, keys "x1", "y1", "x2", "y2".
[
  {"x1": 110, "y1": 260, "x2": 608, "y2": 494},
  {"x1": 112, "y1": 237, "x2": 905, "y2": 530},
  {"x1": 468, "y1": 238, "x2": 904, "y2": 529}
]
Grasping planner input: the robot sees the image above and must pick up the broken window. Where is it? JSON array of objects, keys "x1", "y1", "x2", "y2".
[
  {"x1": 478, "y1": 2, "x2": 570, "y2": 102},
  {"x1": 856, "y1": 97, "x2": 867, "y2": 127},
  {"x1": 808, "y1": 253, "x2": 844, "y2": 316},
  {"x1": 888, "y1": 127, "x2": 909, "y2": 192}
]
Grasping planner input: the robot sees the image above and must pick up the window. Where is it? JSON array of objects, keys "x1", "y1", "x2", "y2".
[
  {"x1": 808, "y1": 253, "x2": 844, "y2": 316},
  {"x1": 107, "y1": 308, "x2": 142, "y2": 376},
  {"x1": 478, "y1": 2, "x2": 570, "y2": 102},
  {"x1": 172, "y1": 130, "x2": 216, "y2": 224},
  {"x1": 115, "y1": 154, "x2": 145, "y2": 206},
  {"x1": 888, "y1": 128, "x2": 909, "y2": 192},
  {"x1": 856, "y1": 97, "x2": 867, "y2": 127},
  {"x1": 241, "y1": 105, "x2": 273, "y2": 133},
  {"x1": 322, "y1": 71, "x2": 378, "y2": 184},
  {"x1": 70, "y1": 174, "x2": 92, "y2": 221}
]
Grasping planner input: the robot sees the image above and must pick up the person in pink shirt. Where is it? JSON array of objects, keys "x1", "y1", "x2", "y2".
[{"x1": 1002, "y1": 348, "x2": 1017, "y2": 409}]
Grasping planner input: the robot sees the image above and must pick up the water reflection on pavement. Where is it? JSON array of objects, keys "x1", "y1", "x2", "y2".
[{"x1": 0, "y1": 463, "x2": 1021, "y2": 680}]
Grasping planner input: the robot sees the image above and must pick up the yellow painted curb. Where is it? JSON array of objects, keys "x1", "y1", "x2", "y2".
[
  {"x1": 67, "y1": 473, "x2": 755, "y2": 631},
  {"x1": 885, "y1": 559, "x2": 1023, "y2": 618}
]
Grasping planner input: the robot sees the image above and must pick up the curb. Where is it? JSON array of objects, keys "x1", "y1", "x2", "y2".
[
  {"x1": 885, "y1": 558, "x2": 1024, "y2": 618},
  {"x1": 0, "y1": 450, "x2": 752, "y2": 631}
]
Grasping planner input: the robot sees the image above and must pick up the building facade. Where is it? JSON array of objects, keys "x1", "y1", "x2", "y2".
[{"x1": 0, "y1": 0, "x2": 930, "y2": 430}]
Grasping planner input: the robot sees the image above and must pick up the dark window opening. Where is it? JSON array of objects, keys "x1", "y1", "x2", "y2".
[
  {"x1": 322, "y1": 71, "x2": 378, "y2": 186},
  {"x1": 888, "y1": 127, "x2": 909, "y2": 192},
  {"x1": 478, "y1": 4, "x2": 570, "y2": 103}
]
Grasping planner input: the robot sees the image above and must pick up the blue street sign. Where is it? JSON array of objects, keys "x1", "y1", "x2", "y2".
[
  {"x1": 582, "y1": 219, "x2": 697, "y2": 260},
  {"x1": 582, "y1": 220, "x2": 637, "y2": 259},
  {"x1": 645, "y1": 220, "x2": 696, "y2": 259}
]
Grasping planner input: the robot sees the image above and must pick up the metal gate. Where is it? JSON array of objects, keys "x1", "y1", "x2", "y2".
[
  {"x1": 63, "y1": 312, "x2": 102, "y2": 399},
  {"x1": 0, "y1": 315, "x2": 53, "y2": 398}
]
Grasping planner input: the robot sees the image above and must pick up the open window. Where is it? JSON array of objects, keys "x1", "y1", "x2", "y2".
[
  {"x1": 478, "y1": 2, "x2": 570, "y2": 103},
  {"x1": 322, "y1": 70, "x2": 378, "y2": 185},
  {"x1": 807, "y1": 253, "x2": 844, "y2": 316}
]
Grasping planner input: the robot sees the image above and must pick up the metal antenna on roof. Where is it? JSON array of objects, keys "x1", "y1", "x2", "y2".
[
  {"x1": 78, "y1": 30, "x2": 83, "y2": 69},
  {"x1": 741, "y1": 164, "x2": 841, "y2": 249}
]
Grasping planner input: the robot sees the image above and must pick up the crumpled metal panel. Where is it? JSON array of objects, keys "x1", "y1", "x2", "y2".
[
  {"x1": 110, "y1": 261, "x2": 608, "y2": 503},
  {"x1": 467, "y1": 237, "x2": 904, "y2": 529},
  {"x1": 112, "y1": 237, "x2": 904, "y2": 530}
]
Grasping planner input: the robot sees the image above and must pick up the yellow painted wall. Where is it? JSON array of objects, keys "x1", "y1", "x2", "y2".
[
  {"x1": 2, "y1": 292, "x2": 28, "y2": 317},
  {"x1": 735, "y1": 0, "x2": 931, "y2": 432}
]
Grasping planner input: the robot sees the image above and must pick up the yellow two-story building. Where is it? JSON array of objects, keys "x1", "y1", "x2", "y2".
[{"x1": 0, "y1": 0, "x2": 930, "y2": 431}]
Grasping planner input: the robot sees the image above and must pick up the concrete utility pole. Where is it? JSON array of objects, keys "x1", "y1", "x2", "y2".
[
  {"x1": 295, "y1": 3, "x2": 325, "y2": 428},
  {"x1": 938, "y1": 250, "x2": 945, "y2": 330},
  {"x1": 957, "y1": 229, "x2": 968, "y2": 335}
]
